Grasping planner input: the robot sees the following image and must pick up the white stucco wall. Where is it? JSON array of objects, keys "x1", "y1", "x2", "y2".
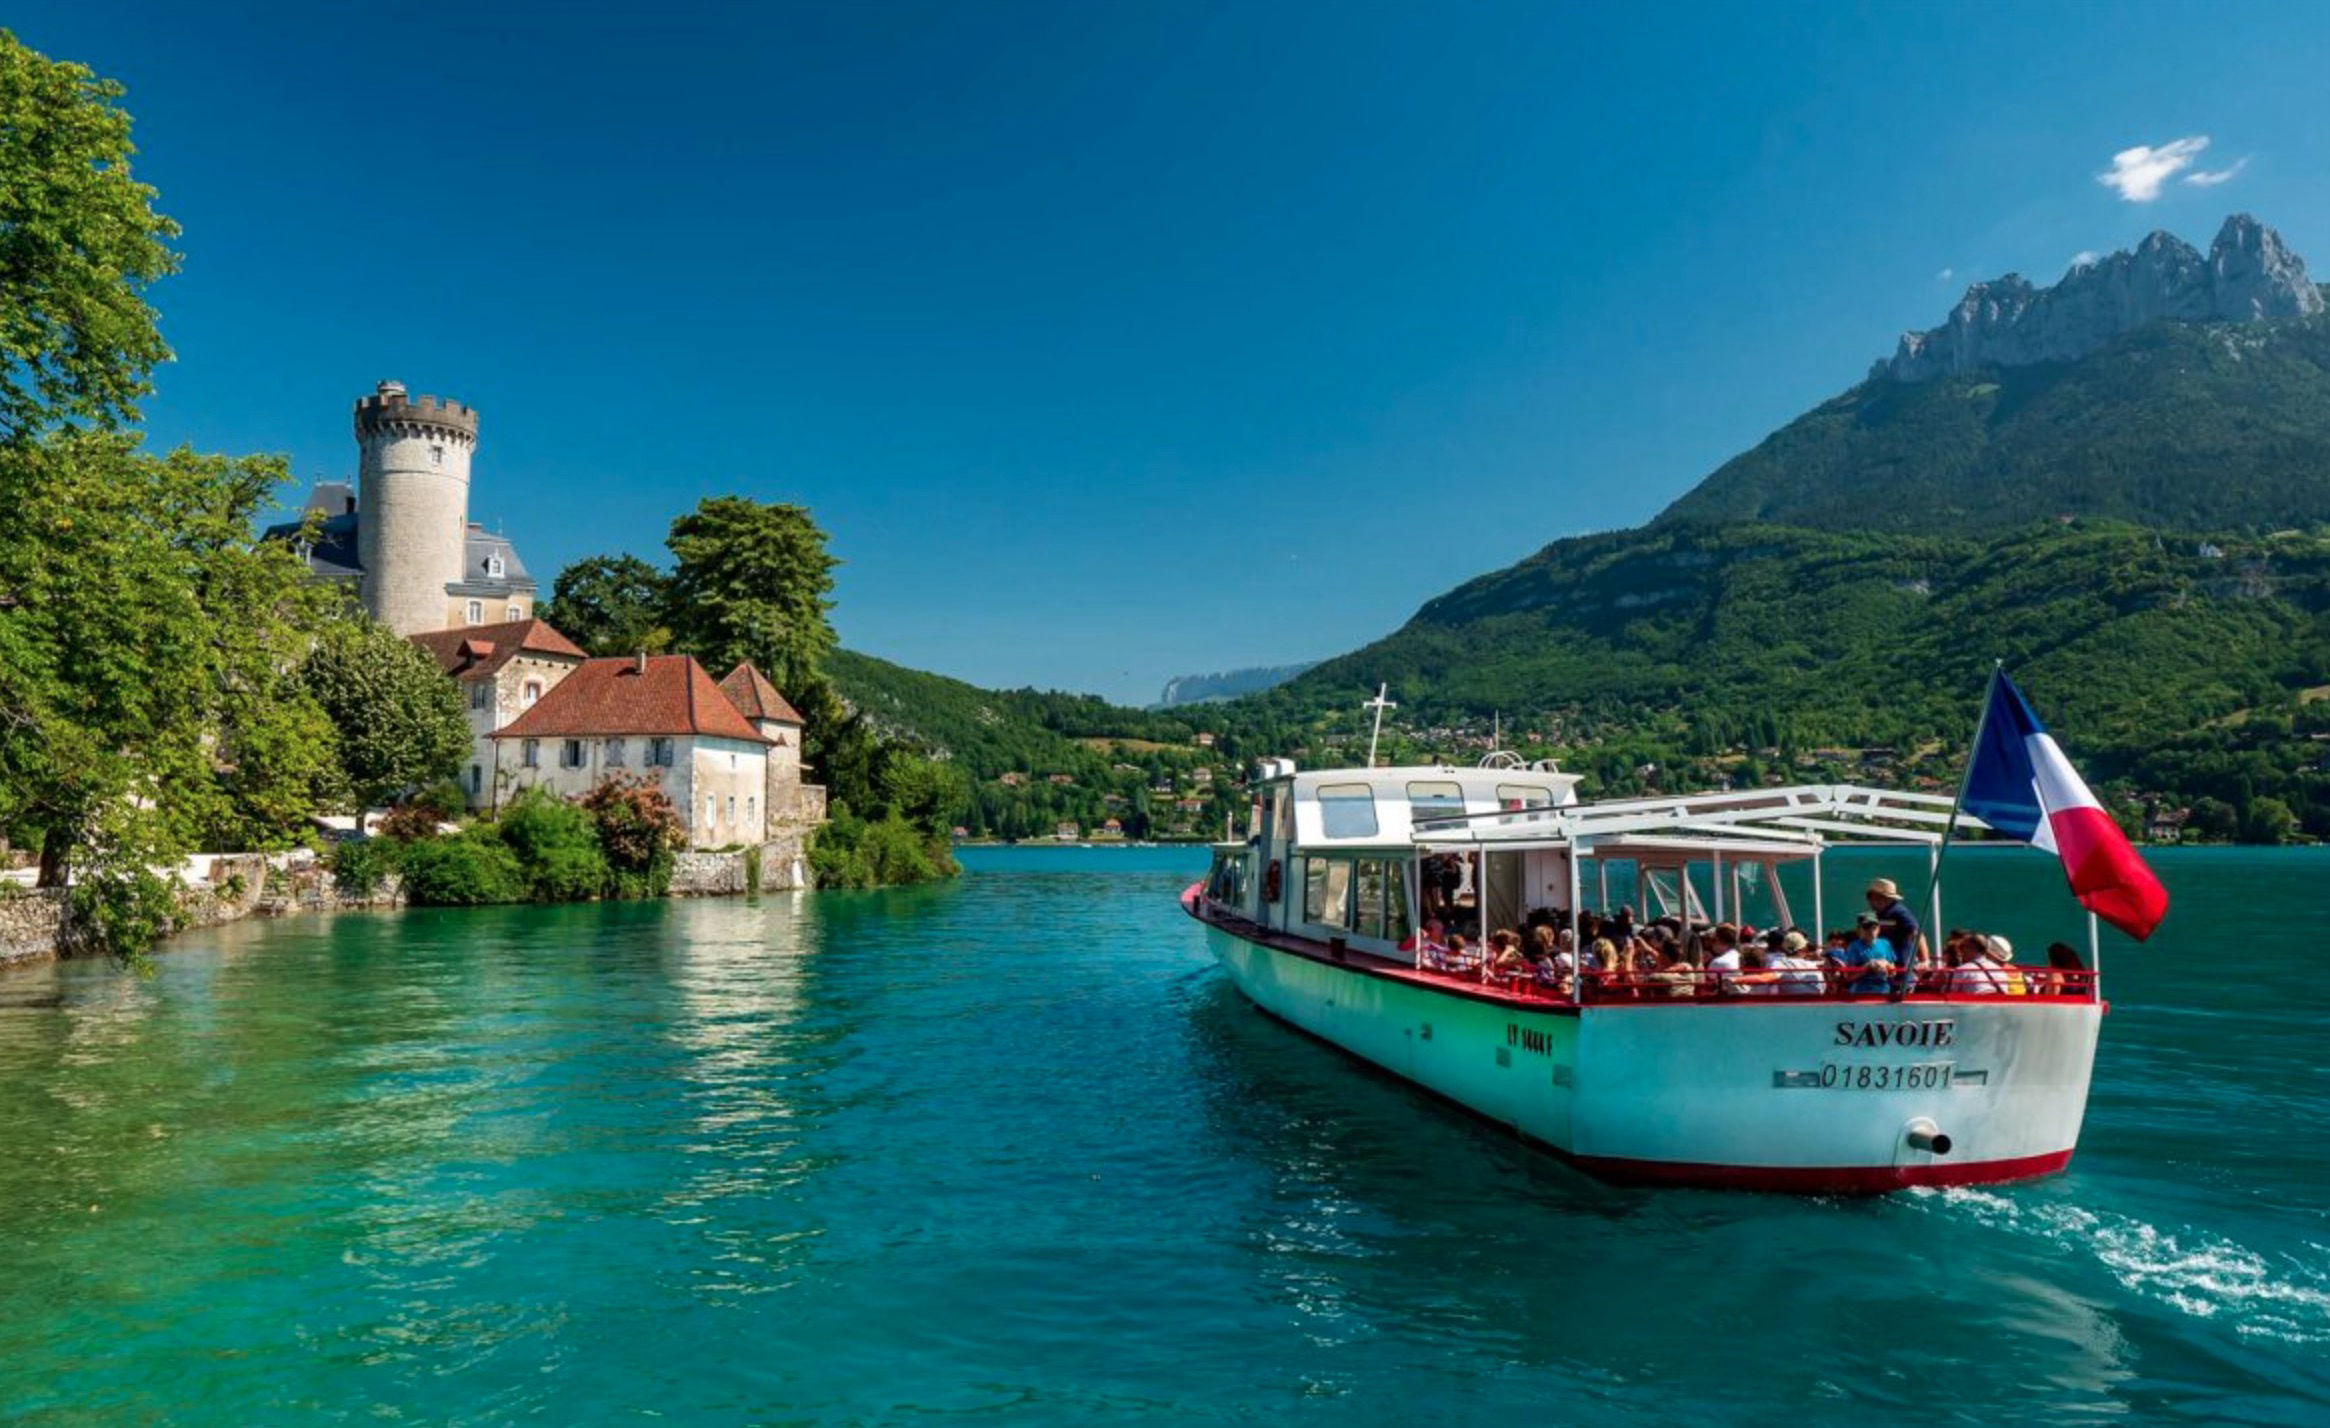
[{"x1": 490, "y1": 732, "x2": 767, "y2": 849}]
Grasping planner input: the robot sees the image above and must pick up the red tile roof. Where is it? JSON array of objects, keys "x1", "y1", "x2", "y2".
[
  {"x1": 492, "y1": 654, "x2": 773, "y2": 744},
  {"x1": 718, "y1": 663, "x2": 805, "y2": 725},
  {"x1": 409, "y1": 619, "x2": 586, "y2": 680}
]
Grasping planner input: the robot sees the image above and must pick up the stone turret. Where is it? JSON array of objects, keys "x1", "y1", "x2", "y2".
[{"x1": 354, "y1": 380, "x2": 479, "y2": 634}]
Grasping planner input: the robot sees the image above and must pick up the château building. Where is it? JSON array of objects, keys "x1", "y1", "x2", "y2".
[
  {"x1": 267, "y1": 380, "x2": 537, "y2": 635},
  {"x1": 273, "y1": 381, "x2": 825, "y2": 848}
]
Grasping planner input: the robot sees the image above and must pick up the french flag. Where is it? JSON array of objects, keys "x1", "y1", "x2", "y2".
[{"x1": 1958, "y1": 673, "x2": 2168, "y2": 941}]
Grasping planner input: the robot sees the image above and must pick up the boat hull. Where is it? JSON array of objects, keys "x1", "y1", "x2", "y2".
[{"x1": 1203, "y1": 921, "x2": 2097, "y2": 1194}]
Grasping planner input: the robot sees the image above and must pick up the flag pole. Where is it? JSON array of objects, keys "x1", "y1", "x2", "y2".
[{"x1": 1924, "y1": 660, "x2": 2004, "y2": 957}]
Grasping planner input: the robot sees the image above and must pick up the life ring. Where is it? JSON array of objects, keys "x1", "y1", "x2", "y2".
[{"x1": 1264, "y1": 859, "x2": 1283, "y2": 902}]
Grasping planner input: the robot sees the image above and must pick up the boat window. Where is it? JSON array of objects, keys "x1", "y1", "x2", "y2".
[
  {"x1": 1274, "y1": 791, "x2": 1294, "y2": 842},
  {"x1": 1303, "y1": 858, "x2": 1353, "y2": 929},
  {"x1": 1317, "y1": 783, "x2": 1378, "y2": 839},
  {"x1": 1355, "y1": 860, "x2": 1388, "y2": 939},
  {"x1": 1407, "y1": 781, "x2": 1465, "y2": 828},
  {"x1": 1386, "y1": 865, "x2": 1412, "y2": 945},
  {"x1": 1495, "y1": 783, "x2": 1554, "y2": 827}
]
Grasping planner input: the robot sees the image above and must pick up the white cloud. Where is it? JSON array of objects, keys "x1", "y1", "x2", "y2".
[
  {"x1": 2184, "y1": 156, "x2": 2249, "y2": 187},
  {"x1": 2097, "y1": 136, "x2": 2210, "y2": 202},
  {"x1": 2070, "y1": 250, "x2": 2101, "y2": 270},
  {"x1": 1936, "y1": 267, "x2": 1955, "y2": 281}
]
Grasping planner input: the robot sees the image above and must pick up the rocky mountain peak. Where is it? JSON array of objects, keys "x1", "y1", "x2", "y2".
[{"x1": 1876, "y1": 215, "x2": 2323, "y2": 383}]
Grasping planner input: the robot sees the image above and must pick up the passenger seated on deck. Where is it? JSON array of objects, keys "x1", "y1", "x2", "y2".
[
  {"x1": 1723, "y1": 948, "x2": 1781, "y2": 996},
  {"x1": 1834, "y1": 913, "x2": 1897, "y2": 995},
  {"x1": 1987, "y1": 935, "x2": 2028, "y2": 995},
  {"x1": 1526, "y1": 924, "x2": 1561, "y2": 975},
  {"x1": 1485, "y1": 930, "x2": 1529, "y2": 983},
  {"x1": 2038, "y1": 940, "x2": 2087, "y2": 996},
  {"x1": 1443, "y1": 933, "x2": 1479, "y2": 973},
  {"x1": 1706, "y1": 923, "x2": 1746, "y2": 988},
  {"x1": 1766, "y1": 931, "x2": 1826, "y2": 996},
  {"x1": 1406, "y1": 918, "x2": 1450, "y2": 971},
  {"x1": 1947, "y1": 933, "x2": 2009, "y2": 995},
  {"x1": 1640, "y1": 944, "x2": 1699, "y2": 998}
]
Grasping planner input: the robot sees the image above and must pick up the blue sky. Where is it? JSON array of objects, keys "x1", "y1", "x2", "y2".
[{"x1": 15, "y1": 1, "x2": 2330, "y2": 704}]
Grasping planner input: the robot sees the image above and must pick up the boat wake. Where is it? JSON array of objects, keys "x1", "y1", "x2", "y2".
[{"x1": 1912, "y1": 1187, "x2": 2330, "y2": 1346}]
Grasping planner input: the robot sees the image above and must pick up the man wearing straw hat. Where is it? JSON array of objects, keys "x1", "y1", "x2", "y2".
[{"x1": 1864, "y1": 877, "x2": 1925, "y2": 997}]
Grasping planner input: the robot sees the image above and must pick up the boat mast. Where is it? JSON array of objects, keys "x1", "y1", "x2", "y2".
[{"x1": 1364, "y1": 684, "x2": 1397, "y2": 768}]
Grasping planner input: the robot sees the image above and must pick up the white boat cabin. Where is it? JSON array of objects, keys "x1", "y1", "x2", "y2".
[{"x1": 1202, "y1": 762, "x2": 2029, "y2": 992}]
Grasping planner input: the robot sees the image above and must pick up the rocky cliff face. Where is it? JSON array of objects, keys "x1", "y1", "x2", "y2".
[{"x1": 1876, "y1": 215, "x2": 2324, "y2": 382}]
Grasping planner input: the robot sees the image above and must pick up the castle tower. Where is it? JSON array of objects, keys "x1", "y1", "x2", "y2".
[{"x1": 354, "y1": 379, "x2": 480, "y2": 635}]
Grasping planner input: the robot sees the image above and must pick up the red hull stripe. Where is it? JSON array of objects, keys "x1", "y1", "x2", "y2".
[{"x1": 1562, "y1": 1148, "x2": 2073, "y2": 1194}]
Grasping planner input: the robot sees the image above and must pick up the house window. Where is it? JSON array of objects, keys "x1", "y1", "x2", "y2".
[
  {"x1": 747, "y1": 796, "x2": 757, "y2": 825},
  {"x1": 521, "y1": 739, "x2": 539, "y2": 769},
  {"x1": 726, "y1": 794, "x2": 736, "y2": 824},
  {"x1": 467, "y1": 764, "x2": 482, "y2": 796},
  {"x1": 523, "y1": 680, "x2": 542, "y2": 707},
  {"x1": 430, "y1": 444, "x2": 444, "y2": 468},
  {"x1": 506, "y1": 604, "x2": 522, "y2": 621},
  {"x1": 469, "y1": 683, "x2": 489, "y2": 711},
  {"x1": 560, "y1": 739, "x2": 585, "y2": 769},
  {"x1": 605, "y1": 738, "x2": 626, "y2": 768},
  {"x1": 705, "y1": 793, "x2": 717, "y2": 826},
  {"x1": 485, "y1": 553, "x2": 505, "y2": 579},
  {"x1": 650, "y1": 737, "x2": 675, "y2": 767},
  {"x1": 466, "y1": 600, "x2": 483, "y2": 625}
]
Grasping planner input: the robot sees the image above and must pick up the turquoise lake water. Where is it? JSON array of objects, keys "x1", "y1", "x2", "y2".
[{"x1": 0, "y1": 844, "x2": 2325, "y2": 1424}]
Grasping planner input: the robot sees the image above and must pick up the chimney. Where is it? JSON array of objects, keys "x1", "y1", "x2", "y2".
[{"x1": 634, "y1": 650, "x2": 648, "y2": 675}]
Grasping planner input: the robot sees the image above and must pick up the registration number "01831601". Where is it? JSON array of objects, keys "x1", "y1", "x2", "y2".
[{"x1": 1774, "y1": 1062, "x2": 1955, "y2": 1091}]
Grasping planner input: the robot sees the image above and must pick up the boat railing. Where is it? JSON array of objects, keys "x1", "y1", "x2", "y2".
[{"x1": 1405, "y1": 961, "x2": 2101, "y2": 1005}]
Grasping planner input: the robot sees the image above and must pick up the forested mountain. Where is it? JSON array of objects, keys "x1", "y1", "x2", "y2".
[
  {"x1": 833, "y1": 216, "x2": 2330, "y2": 843},
  {"x1": 825, "y1": 650, "x2": 1266, "y2": 840},
  {"x1": 1248, "y1": 217, "x2": 2330, "y2": 840}
]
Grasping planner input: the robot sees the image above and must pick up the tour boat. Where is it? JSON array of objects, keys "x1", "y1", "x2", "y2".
[{"x1": 1183, "y1": 759, "x2": 2108, "y2": 1193}]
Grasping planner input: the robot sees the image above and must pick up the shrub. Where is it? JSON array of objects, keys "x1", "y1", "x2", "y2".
[
  {"x1": 808, "y1": 806, "x2": 955, "y2": 890},
  {"x1": 398, "y1": 829, "x2": 526, "y2": 905},
  {"x1": 581, "y1": 774, "x2": 685, "y2": 899},
  {"x1": 65, "y1": 866, "x2": 179, "y2": 966},
  {"x1": 328, "y1": 837, "x2": 401, "y2": 897},
  {"x1": 497, "y1": 788, "x2": 608, "y2": 901},
  {"x1": 376, "y1": 801, "x2": 445, "y2": 842}
]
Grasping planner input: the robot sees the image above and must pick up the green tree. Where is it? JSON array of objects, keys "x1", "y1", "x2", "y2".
[
  {"x1": 541, "y1": 553, "x2": 672, "y2": 656},
  {"x1": 0, "y1": 437, "x2": 341, "y2": 921},
  {"x1": 300, "y1": 615, "x2": 471, "y2": 808},
  {"x1": 665, "y1": 496, "x2": 837, "y2": 695},
  {"x1": 0, "y1": 30, "x2": 180, "y2": 441}
]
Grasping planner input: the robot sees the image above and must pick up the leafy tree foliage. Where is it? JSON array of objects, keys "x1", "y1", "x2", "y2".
[
  {"x1": 541, "y1": 553, "x2": 672, "y2": 657},
  {"x1": 0, "y1": 30, "x2": 180, "y2": 441},
  {"x1": 300, "y1": 615, "x2": 471, "y2": 808},
  {"x1": 664, "y1": 496, "x2": 837, "y2": 697},
  {"x1": 496, "y1": 789, "x2": 609, "y2": 901},
  {"x1": 0, "y1": 436, "x2": 343, "y2": 904}
]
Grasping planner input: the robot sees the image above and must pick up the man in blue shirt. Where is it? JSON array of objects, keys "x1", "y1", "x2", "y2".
[
  {"x1": 1833, "y1": 913, "x2": 1894, "y2": 995},
  {"x1": 1864, "y1": 877, "x2": 1925, "y2": 997}
]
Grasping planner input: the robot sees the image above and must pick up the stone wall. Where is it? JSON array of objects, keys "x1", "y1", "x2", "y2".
[
  {"x1": 0, "y1": 889, "x2": 66, "y2": 967},
  {"x1": 669, "y1": 833, "x2": 812, "y2": 897},
  {"x1": 253, "y1": 856, "x2": 407, "y2": 918}
]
